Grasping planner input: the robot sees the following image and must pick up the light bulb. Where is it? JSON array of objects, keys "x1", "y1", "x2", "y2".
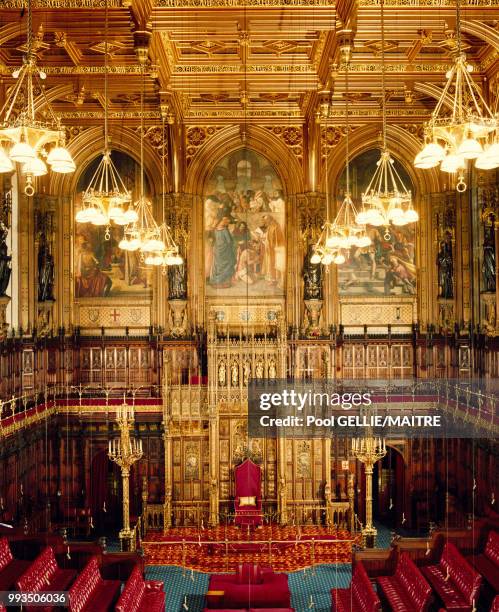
[
  {"x1": 0, "y1": 148, "x2": 14, "y2": 173},
  {"x1": 10, "y1": 141, "x2": 36, "y2": 164},
  {"x1": 475, "y1": 153, "x2": 498, "y2": 170},
  {"x1": 441, "y1": 154, "x2": 465, "y2": 173},
  {"x1": 418, "y1": 142, "x2": 445, "y2": 164},
  {"x1": 165, "y1": 254, "x2": 178, "y2": 266},
  {"x1": 76, "y1": 209, "x2": 92, "y2": 223},
  {"x1": 414, "y1": 151, "x2": 438, "y2": 169},
  {"x1": 173, "y1": 254, "x2": 184, "y2": 265},
  {"x1": 355, "y1": 210, "x2": 369, "y2": 225},
  {"x1": 124, "y1": 208, "x2": 138, "y2": 224},
  {"x1": 392, "y1": 215, "x2": 409, "y2": 226},
  {"x1": 457, "y1": 137, "x2": 482, "y2": 160},
  {"x1": 333, "y1": 254, "x2": 346, "y2": 265},
  {"x1": 47, "y1": 146, "x2": 76, "y2": 173},
  {"x1": 404, "y1": 208, "x2": 419, "y2": 223},
  {"x1": 321, "y1": 254, "x2": 333, "y2": 265},
  {"x1": 310, "y1": 252, "x2": 321, "y2": 265},
  {"x1": 387, "y1": 207, "x2": 404, "y2": 222},
  {"x1": 127, "y1": 238, "x2": 141, "y2": 251},
  {"x1": 325, "y1": 235, "x2": 339, "y2": 249},
  {"x1": 356, "y1": 235, "x2": 372, "y2": 248},
  {"x1": 22, "y1": 157, "x2": 47, "y2": 177},
  {"x1": 366, "y1": 210, "x2": 384, "y2": 226},
  {"x1": 118, "y1": 238, "x2": 130, "y2": 250},
  {"x1": 483, "y1": 142, "x2": 499, "y2": 164}
]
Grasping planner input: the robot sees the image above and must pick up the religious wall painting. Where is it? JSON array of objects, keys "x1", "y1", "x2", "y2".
[
  {"x1": 204, "y1": 149, "x2": 286, "y2": 297},
  {"x1": 336, "y1": 150, "x2": 416, "y2": 297},
  {"x1": 74, "y1": 151, "x2": 153, "y2": 299}
]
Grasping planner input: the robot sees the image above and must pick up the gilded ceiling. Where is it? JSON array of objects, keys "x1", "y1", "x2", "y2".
[{"x1": 0, "y1": 0, "x2": 497, "y2": 127}]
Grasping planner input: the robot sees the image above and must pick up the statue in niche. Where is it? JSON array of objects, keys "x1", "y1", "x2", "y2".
[
  {"x1": 231, "y1": 362, "x2": 239, "y2": 386},
  {"x1": 482, "y1": 222, "x2": 496, "y2": 293},
  {"x1": 37, "y1": 236, "x2": 55, "y2": 302},
  {"x1": 243, "y1": 360, "x2": 251, "y2": 385},
  {"x1": 168, "y1": 259, "x2": 187, "y2": 300},
  {"x1": 218, "y1": 360, "x2": 226, "y2": 386},
  {"x1": 0, "y1": 226, "x2": 11, "y2": 297},
  {"x1": 255, "y1": 360, "x2": 264, "y2": 379},
  {"x1": 436, "y1": 231, "x2": 454, "y2": 299},
  {"x1": 303, "y1": 244, "x2": 323, "y2": 300},
  {"x1": 268, "y1": 358, "x2": 277, "y2": 379}
]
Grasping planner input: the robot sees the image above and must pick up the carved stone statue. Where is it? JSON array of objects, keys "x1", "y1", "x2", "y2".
[
  {"x1": 303, "y1": 244, "x2": 323, "y2": 300},
  {"x1": 218, "y1": 360, "x2": 226, "y2": 386},
  {"x1": 37, "y1": 237, "x2": 55, "y2": 302},
  {"x1": 437, "y1": 232, "x2": 454, "y2": 299},
  {"x1": 0, "y1": 227, "x2": 11, "y2": 297},
  {"x1": 168, "y1": 260, "x2": 187, "y2": 300},
  {"x1": 482, "y1": 223, "x2": 496, "y2": 293},
  {"x1": 231, "y1": 361, "x2": 239, "y2": 386}
]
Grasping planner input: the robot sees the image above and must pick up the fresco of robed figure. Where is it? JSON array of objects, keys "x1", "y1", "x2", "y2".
[
  {"x1": 336, "y1": 149, "x2": 416, "y2": 297},
  {"x1": 204, "y1": 149, "x2": 286, "y2": 297},
  {"x1": 74, "y1": 150, "x2": 153, "y2": 299}
]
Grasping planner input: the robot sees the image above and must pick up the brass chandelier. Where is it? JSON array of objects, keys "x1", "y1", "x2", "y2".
[
  {"x1": 76, "y1": 0, "x2": 135, "y2": 233},
  {"x1": 355, "y1": 0, "x2": 418, "y2": 238},
  {"x1": 414, "y1": 0, "x2": 498, "y2": 191},
  {"x1": 0, "y1": 0, "x2": 75, "y2": 195},
  {"x1": 311, "y1": 60, "x2": 371, "y2": 266}
]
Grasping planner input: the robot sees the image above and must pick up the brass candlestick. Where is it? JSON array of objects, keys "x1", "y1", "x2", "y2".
[
  {"x1": 108, "y1": 401, "x2": 143, "y2": 550},
  {"x1": 352, "y1": 436, "x2": 386, "y2": 547}
]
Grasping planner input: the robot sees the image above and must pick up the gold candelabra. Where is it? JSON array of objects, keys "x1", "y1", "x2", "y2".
[
  {"x1": 351, "y1": 435, "x2": 386, "y2": 547},
  {"x1": 108, "y1": 402, "x2": 143, "y2": 550}
]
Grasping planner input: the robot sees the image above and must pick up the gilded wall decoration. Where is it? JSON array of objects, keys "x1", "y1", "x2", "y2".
[
  {"x1": 184, "y1": 443, "x2": 200, "y2": 480},
  {"x1": 74, "y1": 151, "x2": 153, "y2": 299},
  {"x1": 264, "y1": 126, "x2": 303, "y2": 161},
  {"x1": 185, "y1": 126, "x2": 224, "y2": 166},
  {"x1": 204, "y1": 149, "x2": 286, "y2": 298},
  {"x1": 336, "y1": 150, "x2": 416, "y2": 297}
]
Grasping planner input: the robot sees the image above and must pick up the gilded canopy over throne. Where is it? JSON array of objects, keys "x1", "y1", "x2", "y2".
[{"x1": 234, "y1": 458, "x2": 263, "y2": 527}]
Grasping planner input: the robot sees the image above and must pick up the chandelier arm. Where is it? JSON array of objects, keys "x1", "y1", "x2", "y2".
[
  {"x1": 2, "y1": 69, "x2": 28, "y2": 124},
  {"x1": 82, "y1": 157, "x2": 105, "y2": 198},
  {"x1": 431, "y1": 64, "x2": 457, "y2": 123},
  {"x1": 390, "y1": 163, "x2": 411, "y2": 196},
  {"x1": 461, "y1": 66, "x2": 494, "y2": 119},
  {"x1": 33, "y1": 72, "x2": 62, "y2": 128}
]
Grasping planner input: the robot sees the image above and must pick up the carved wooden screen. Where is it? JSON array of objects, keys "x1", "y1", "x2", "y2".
[{"x1": 172, "y1": 434, "x2": 209, "y2": 526}]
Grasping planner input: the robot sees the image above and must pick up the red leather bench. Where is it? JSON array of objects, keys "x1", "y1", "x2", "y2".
[
  {"x1": 0, "y1": 536, "x2": 31, "y2": 590},
  {"x1": 206, "y1": 563, "x2": 291, "y2": 609},
  {"x1": 115, "y1": 565, "x2": 165, "y2": 612},
  {"x1": 491, "y1": 595, "x2": 499, "y2": 612},
  {"x1": 68, "y1": 556, "x2": 120, "y2": 612},
  {"x1": 332, "y1": 561, "x2": 381, "y2": 611},
  {"x1": 377, "y1": 551, "x2": 433, "y2": 611},
  {"x1": 421, "y1": 542, "x2": 482, "y2": 611},
  {"x1": 16, "y1": 546, "x2": 77, "y2": 612},
  {"x1": 203, "y1": 609, "x2": 294, "y2": 611},
  {"x1": 468, "y1": 530, "x2": 499, "y2": 592}
]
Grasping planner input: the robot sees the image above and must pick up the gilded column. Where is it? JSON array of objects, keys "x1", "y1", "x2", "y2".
[
  {"x1": 162, "y1": 429, "x2": 173, "y2": 530},
  {"x1": 208, "y1": 409, "x2": 219, "y2": 526},
  {"x1": 323, "y1": 438, "x2": 332, "y2": 526},
  {"x1": 277, "y1": 437, "x2": 288, "y2": 525}
]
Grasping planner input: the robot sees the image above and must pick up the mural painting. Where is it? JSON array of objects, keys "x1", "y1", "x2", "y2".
[
  {"x1": 336, "y1": 149, "x2": 416, "y2": 297},
  {"x1": 74, "y1": 151, "x2": 153, "y2": 298},
  {"x1": 204, "y1": 149, "x2": 286, "y2": 297}
]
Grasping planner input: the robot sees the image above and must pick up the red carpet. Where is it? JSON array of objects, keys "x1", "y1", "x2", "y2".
[{"x1": 142, "y1": 525, "x2": 360, "y2": 571}]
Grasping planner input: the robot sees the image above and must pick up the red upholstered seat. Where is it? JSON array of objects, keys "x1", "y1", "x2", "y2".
[
  {"x1": 421, "y1": 543, "x2": 482, "y2": 612},
  {"x1": 68, "y1": 556, "x2": 121, "y2": 612},
  {"x1": 234, "y1": 459, "x2": 263, "y2": 527},
  {"x1": 115, "y1": 565, "x2": 165, "y2": 612},
  {"x1": 491, "y1": 595, "x2": 499, "y2": 612},
  {"x1": 377, "y1": 552, "x2": 432, "y2": 612},
  {"x1": 16, "y1": 546, "x2": 77, "y2": 612},
  {"x1": 206, "y1": 564, "x2": 291, "y2": 609},
  {"x1": 332, "y1": 561, "x2": 381, "y2": 612},
  {"x1": 468, "y1": 530, "x2": 499, "y2": 592},
  {"x1": 0, "y1": 536, "x2": 31, "y2": 591}
]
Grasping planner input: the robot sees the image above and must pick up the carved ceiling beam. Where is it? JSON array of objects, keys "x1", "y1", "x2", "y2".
[
  {"x1": 54, "y1": 31, "x2": 82, "y2": 65},
  {"x1": 33, "y1": 84, "x2": 75, "y2": 113},
  {"x1": 461, "y1": 20, "x2": 499, "y2": 51}
]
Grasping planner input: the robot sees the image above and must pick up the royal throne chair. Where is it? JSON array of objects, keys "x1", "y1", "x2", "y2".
[{"x1": 234, "y1": 459, "x2": 263, "y2": 527}]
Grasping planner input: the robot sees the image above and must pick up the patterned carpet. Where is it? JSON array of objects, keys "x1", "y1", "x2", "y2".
[
  {"x1": 145, "y1": 563, "x2": 352, "y2": 612},
  {"x1": 142, "y1": 525, "x2": 361, "y2": 572}
]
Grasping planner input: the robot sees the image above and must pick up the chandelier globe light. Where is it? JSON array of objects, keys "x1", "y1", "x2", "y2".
[
  {"x1": 413, "y1": 0, "x2": 498, "y2": 191},
  {"x1": 355, "y1": 0, "x2": 418, "y2": 238},
  {"x1": 76, "y1": 0, "x2": 133, "y2": 236},
  {"x1": 138, "y1": 116, "x2": 183, "y2": 269},
  {"x1": 311, "y1": 57, "x2": 371, "y2": 267},
  {"x1": 0, "y1": 0, "x2": 75, "y2": 196}
]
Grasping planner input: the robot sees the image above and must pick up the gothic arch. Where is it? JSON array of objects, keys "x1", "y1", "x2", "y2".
[
  {"x1": 324, "y1": 124, "x2": 441, "y2": 198},
  {"x1": 49, "y1": 125, "x2": 164, "y2": 197},
  {"x1": 184, "y1": 125, "x2": 304, "y2": 196}
]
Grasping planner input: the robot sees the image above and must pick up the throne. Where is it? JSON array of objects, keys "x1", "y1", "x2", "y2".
[{"x1": 234, "y1": 458, "x2": 263, "y2": 527}]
